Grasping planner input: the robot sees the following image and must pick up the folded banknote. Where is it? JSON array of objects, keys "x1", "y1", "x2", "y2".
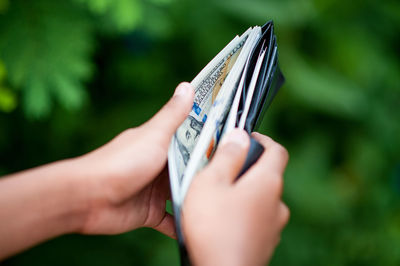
[{"x1": 167, "y1": 20, "x2": 285, "y2": 265}]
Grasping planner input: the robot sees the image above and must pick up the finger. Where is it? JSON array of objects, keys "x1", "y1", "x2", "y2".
[
  {"x1": 270, "y1": 203, "x2": 289, "y2": 248},
  {"x1": 152, "y1": 213, "x2": 177, "y2": 239},
  {"x1": 279, "y1": 202, "x2": 290, "y2": 228},
  {"x1": 143, "y1": 82, "x2": 194, "y2": 147},
  {"x1": 238, "y1": 133, "x2": 288, "y2": 196},
  {"x1": 155, "y1": 166, "x2": 171, "y2": 200},
  {"x1": 201, "y1": 129, "x2": 250, "y2": 185},
  {"x1": 251, "y1": 132, "x2": 289, "y2": 176},
  {"x1": 251, "y1": 132, "x2": 276, "y2": 149}
]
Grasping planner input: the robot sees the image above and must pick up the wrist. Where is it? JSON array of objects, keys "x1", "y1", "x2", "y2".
[
  {"x1": 0, "y1": 158, "x2": 90, "y2": 258},
  {"x1": 46, "y1": 158, "x2": 91, "y2": 234}
]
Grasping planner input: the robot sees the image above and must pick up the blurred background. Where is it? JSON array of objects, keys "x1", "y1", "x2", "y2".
[{"x1": 0, "y1": 0, "x2": 400, "y2": 265}]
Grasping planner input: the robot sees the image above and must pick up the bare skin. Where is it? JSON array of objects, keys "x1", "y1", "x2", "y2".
[
  {"x1": 0, "y1": 82, "x2": 289, "y2": 265},
  {"x1": 184, "y1": 130, "x2": 289, "y2": 265}
]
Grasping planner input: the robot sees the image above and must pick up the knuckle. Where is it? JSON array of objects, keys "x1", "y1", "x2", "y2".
[
  {"x1": 268, "y1": 175, "x2": 283, "y2": 195},
  {"x1": 165, "y1": 97, "x2": 179, "y2": 112},
  {"x1": 121, "y1": 127, "x2": 136, "y2": 137},
  {"x1": 116, "y1": 128, "x2": 138, "y2": 142},
  {"x1": 178, "y1": 81, "x2": 189, "y2": 88},
  {"x1": 220, "y1": 142, "x2": 244, "y2": 158},
  {"x1": 262, "y1": 134, "x2": 274, "y2": 143},
  {"x1": 214, "y1": 144, "x2": 244, "y2": 167},
  {"x1": 215, "y1": 145, "x2": 245, "y2": 174},
  {"x1": 208, "y1": 163, "x2": 230, "y2": 183},
  {"x1": 280, "y1": 203, "x2": 290, "y2": 226},
  {"x1": 272, "y1": 143, "x2": 289, "y2": 160}
]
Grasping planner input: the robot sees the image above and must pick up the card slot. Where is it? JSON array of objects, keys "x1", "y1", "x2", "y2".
[
  {"x1": 236, "y1": 24, "x2": 275, "y2": 129},
  {"x1": 251, "y1": 59, "x2": 285, "y2": 131},
  {"x1": 244, "y1": 45, "x2": 279, "y2": 131}
]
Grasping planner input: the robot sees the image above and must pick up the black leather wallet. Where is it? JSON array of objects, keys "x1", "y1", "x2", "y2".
[
  {"x1": 238, "y1": 21, "x2": 285, "y2": 133},
  {"x1": 236, "y1": 20, "x2": 285, "y2": 177},
  {"x1": 175, "y1": 20, "x2": 284, "y2": 265}
]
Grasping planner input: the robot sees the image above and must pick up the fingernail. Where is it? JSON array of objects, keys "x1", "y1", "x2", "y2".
[
  {"x1": 174, "y1": 82, "x2": 192, "y2": 97},
  {"x1": 220, "y1": 129, "x2": 249, "y2": 148}
]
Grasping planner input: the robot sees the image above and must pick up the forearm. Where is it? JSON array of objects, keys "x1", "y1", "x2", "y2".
[{"x1": 0, "y1": 159, "x2": 87, "y2": 260}]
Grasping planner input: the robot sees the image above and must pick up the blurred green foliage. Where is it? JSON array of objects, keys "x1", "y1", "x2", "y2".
[{"x1": 1, "y1": 0, "x2": 400, "y2": 265}]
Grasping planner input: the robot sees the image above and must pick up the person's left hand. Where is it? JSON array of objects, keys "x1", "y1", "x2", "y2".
[{"x1": 71, "y1": 82, "x2": 194, "y2": 238}]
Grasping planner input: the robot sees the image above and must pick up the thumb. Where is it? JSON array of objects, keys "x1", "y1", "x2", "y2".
[
  {"x1": 202, "y1": 129, "x2": 250, "y2": 185},
  {"x1": 144, "y1": 82, "x2": 194, "y2": 146}
]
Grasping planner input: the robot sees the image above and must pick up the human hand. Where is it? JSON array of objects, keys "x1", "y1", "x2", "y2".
[
  {"x1": 183, "y1": 129, "x2": 289, "y2": 266},
  {"x1": 0, "y1": 82, "x2": 195, "y2": 259},
  {"x1": 72, "y1": 82, "x2": 194, "y2": 238}
]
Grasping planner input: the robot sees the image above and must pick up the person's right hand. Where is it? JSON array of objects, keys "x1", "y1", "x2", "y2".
[{"x1": 183, "y1": 129, "x2": 289, "y2": 266}]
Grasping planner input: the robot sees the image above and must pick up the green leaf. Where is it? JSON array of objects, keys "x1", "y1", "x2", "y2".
[
  {"x1": 23, "y1": 76, "x2": 51, "y2": 118},
  {"x1": 52, "y1": 72, "x2": 87, "y2": 110},
  {"x1": 0, "y1": 0, "x2": 94, "y2": 118}
]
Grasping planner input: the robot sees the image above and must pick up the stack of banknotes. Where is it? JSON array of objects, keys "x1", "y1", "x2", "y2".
[{"x1": 167, "y1": 20, "x2": 285, "y2": 263}]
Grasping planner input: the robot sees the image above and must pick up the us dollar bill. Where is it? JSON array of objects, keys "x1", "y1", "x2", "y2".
[
  {"x1": 178, "y1": 27, "x2": 262, "y2": 202},
  {"x1": 169, "y1": 36, "x2": 248, "y2": 186}
]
